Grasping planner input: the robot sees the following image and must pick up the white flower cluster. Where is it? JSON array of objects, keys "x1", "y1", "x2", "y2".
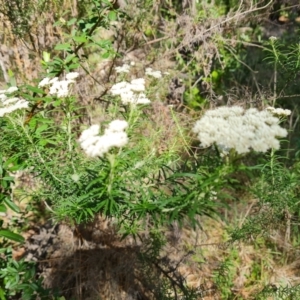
[
  {"x1": 266, "y1": 106, "x2": 291, "y2": 117},
  {"x1": 192, "y1": 106, "x2": 288, "y2": 154},
  {"x1": 110, "y1": 78, "x2": 151, "y2": 105},
  {"x1": 145, "y1": 67, "x2": 162, "y2": 79},
  {"x1": 38, "y1": 72, "x2": 79, "y2": 98},
  {"x1": 79, "y1": 120, "x2": 129, "y2": 157},
  {"x1": 0, "y1": 87, "x2": 29, "y2": 117},
  {"x1": 115, "y1": 64, "x2": 131, "y2": 73},
  {"x1": 269, "y1": 36, "x2": 278, "y2": 42}
]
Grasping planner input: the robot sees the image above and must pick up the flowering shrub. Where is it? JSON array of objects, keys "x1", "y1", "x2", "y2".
[
  {"x1": 193, "y1": 106, "x2": 288, "y2": 154},
  {"x1": 0, "y1": 65, "x2": 291, "y2": 237},
  {"x1": 0, "y1": 67, "x2": 231, "y2": 236}
]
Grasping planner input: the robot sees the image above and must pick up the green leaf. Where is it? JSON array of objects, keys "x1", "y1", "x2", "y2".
[
  {"x1": 0, "y1": 287, "x2": 5, "y2": 300},
  {"x1": 67, "y1": 18, "x2": 77, "y2": 26},
  {"x1": 2, "y1": 176, "x2": 14, "y2": 182},
  {"x1": 25, "y1": 85, "x2": 44, "y2": 94},
  {"x1": 37, "y1": 138, "x2": 59, "y2": 146},
  {"x1": 8, "y1": 69, "x2": 16, "y2": 86},
  {"x1": 64, "y1": 54, "x2": 76, "y2": 64},
  {"x1": 54, "y1": 43, "x2": 72, "y2": 51},
  {"x1": 108, "y1": 11, "x2": 117, "y2": 21},
  {"x1": 4, "y1": 197, "x2": 20, "y2": 213},
  {"x1": 84, "y1": 23, "x2": 95, "y2": 30},
  {"x1": 102, "y1": 52, "x2": 110, "y2": 59},
  {"x1": 52, "y1": 57, "x2": 64, "y2": 64},
  {"x1": 0, "y1": 205, "x2": 6, "y2": 213},
  {"x1": 0, "y1": 230, "x2": 24, "y2": 243},
  {"x1": 35, "y1": 124, "x2": 49, "y2": 135},
  {"x1": 67, "y1": 63, "x2": 80, "y2": 70},
  {"x1": 73, "y1": 35, "x2": 87, "y2": 43},
  {"x1": 42, "y1": 51, "x2": 51, "y2": 63}
]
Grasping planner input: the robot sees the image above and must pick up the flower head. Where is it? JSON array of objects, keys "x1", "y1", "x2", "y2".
[
  {"x1": 38, "y1": 77, "x2": 51, "y2": 88},
  {"x1": 193, "y1": 106, "x2": 288, "y2": 155},
  {"x1": 66, "y1": 72, "x2": 79, "y2": 81},
  {"x1": 0, "y1": 86, "x2": 28, "y2": 117},
  {"x1": 79, "y1": 120, "x2": 129, "y2": 158},
  {"x1": 115, "y1": 64, "x2": 131, "y2": 74},
  {"x1": 110, "y1": 78, "x2": 150, "y2": 106},
  {"x1": 38, "y1": 72, "x2": 79, "y2": 97},
  {"x1": 130, "y1": 78, "x2": 145, "y2": 92},
  {"x1": 145, "y1": 67, "x2": 162, "y2": 79},
  {"x1": 266, "y1": 106, "x2": 291, "y2": 117},
  {"x1": 269, "y1": 36, "x2": 278, "y2": 42},
  {"x1": 6, "y1": 86, "x2": 18, "y2": 94}
]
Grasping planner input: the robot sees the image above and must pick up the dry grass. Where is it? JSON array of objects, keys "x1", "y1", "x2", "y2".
[{"x1": 16, "y1": 198, "x2": 297, "y2": 300}]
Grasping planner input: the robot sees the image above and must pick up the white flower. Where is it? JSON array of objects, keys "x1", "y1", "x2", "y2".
[
  {"x1": 0, "y1": 94, "x2": 7, "y2": 101},
  {"x1": 110, "y1": 131, "x2": 128, "y2": 147},
  {"x1": 110, "y1": 81, "x2": 132, "y2": 95},
  {"x1": 115, "y1": 64, "x2": 131, "y2": 73},
  {"x1": 269, "y1": 36, "x2": 277, "y2": 41},
  {"x1": 66, "y1": 72, "x2": 79, "y2": 80},
  {"x1": 110, "y1": 78, "x2": 151, "y2": 106},
  {"x1": 0, "y1": 98, "x2": 29, "y2": 117},
  {"x1": 193, "y1": 106, "x2": 287, "y2": 154},
  {"x1": 130, "y1": 78, "x2": 145, "y2": 92},
  {"x1": 3, "y1": 97, "x2": 21, "y2": 105},
  {"x1": 110, "y1": 77, "x2": 151, "y2": 105},
  {"x1": 79, "y1": 124, "x2": 100, "y2": 143},
  {"x1": 266, "y1": 106, "x2": 291, "y2": 116},
  {"x1": 49, "y1": 79, "x2": 72, "y2": 98},
  {"x1": 49, "y1": 77, "x2": 59, "y2": 84},
  {"x1": 100, "y1": 131, "x2": 128, "y2": 148},
  {"x1": 38, "y1": 77, "x2": 51, "y2": 87},
  {"x1": 145, "y1": 68, "x2": 162, "y2": 79},
  {"x1": 134, "y1": 93, "x2": 151, "y2": 104},
  {"x1": 105, "y1": 120, "x2": 128, "y2": 133},
  {"x1": 0, "y1": 86, "x2": 29, "y2": 117},
  {"x1": 120, "y1": 90, "x2": 135, "y2": 104},
  {"x1": 39, "y1": 75, "x2": 79, "y2": 98},
  {"x1": 79, "y1": 120, "x2": 128, "y2": 157},
  {"x1": 6, "y1": 86, "x2": 18, "y2": 94}
]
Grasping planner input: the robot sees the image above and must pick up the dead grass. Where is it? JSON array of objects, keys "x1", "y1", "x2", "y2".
[{"x1": 14, "y1": 197, "x2": 296, "y2": 300}]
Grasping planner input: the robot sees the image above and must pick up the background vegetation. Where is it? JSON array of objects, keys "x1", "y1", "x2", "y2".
[{"x1": 1, "y1": 0, "x2": 300, "y2": 299}]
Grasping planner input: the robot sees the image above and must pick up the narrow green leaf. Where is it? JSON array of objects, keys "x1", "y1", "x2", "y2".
[
  {"x1": 2, "y1": 176, "x2": 14, "y2": 181},
  {"x1": 35, "y1": 124, "x2": 49, "y2": 135},
  {"x1": 64, "y1": 54, "x2": 76, "y2": 64},
  {"x1": 0, "y1": 287, "x2": 5, "y2": 300},
  {"x1": 54, "y1": 43, "x2": 72, "y2": 51},
  {"x1": 25, "y1": 85, "x2": 44, "y2": 94},
  {"x1": 4, "y1": 197, "x2": 20, "y2": 213},
  {"x1": 67, "y1": 18, "x2": 77, "y2": 26},
  {"x1": 0, "y1": 230, "x2": 24, "y2": 243},
  {"x1": 67, "y1": 63, "x2": 80, "y2": 70}
]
